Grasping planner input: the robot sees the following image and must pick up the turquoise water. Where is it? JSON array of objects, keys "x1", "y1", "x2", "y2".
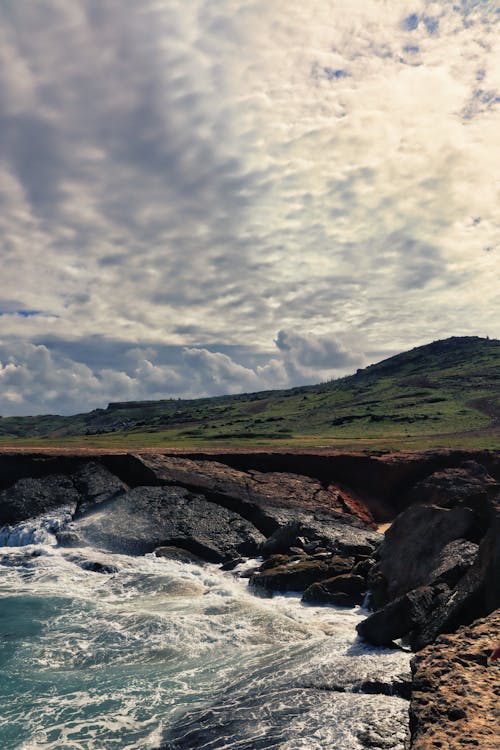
[{"x1": 0, "y1": 510, "x2": 410, "y2": 749}]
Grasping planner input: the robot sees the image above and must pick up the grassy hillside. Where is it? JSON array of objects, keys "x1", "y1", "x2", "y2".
[{"x1": 0, "y1": 336, "x2": 499, "y2": 451}]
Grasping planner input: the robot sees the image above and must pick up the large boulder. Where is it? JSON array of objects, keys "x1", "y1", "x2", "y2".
[
  {"x1": 428, "y1": 539, "x2": 479, "y2": 588},
  {"x1": 71, "y1": 461, "x2": 127, "y2": 515},
  {"x1": 356, "y1": 586, "x2": 438, "y2": 647},
  {"x1": 374, "y1": 504, "x2": 477, "y2": 603},
  {"x1": 409, "y1": 609, "x2": 500, "y2": 750},
  {"x1": 404, "y1": 462, "x2": 497, "y2": 519},
  {"x1": 0, "y1": 475, "x2": 80, "y2": 526},
  {"x1": 302, "y1": 574, "x2": 366, "y2": 607},
  {"x1": 128, "y1": 455, "x2": 378, "y2": 537},
  {"x1": 71, "y1": 485, "x2": 265, "y2": 562}
]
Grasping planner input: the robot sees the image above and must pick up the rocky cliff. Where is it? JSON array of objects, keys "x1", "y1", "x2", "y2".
[{"x1": 0, "y1": 447, "x2": 499, "y2": 749}]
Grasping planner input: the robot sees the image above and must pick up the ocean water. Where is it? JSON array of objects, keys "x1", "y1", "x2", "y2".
[{"x1": 0, "y1": 509, "x2": 410, "y2": 750}]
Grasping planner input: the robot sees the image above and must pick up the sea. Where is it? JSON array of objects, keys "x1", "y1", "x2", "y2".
[{"x1": 0, "y1": 507, "x2": 410, "y2": 750}]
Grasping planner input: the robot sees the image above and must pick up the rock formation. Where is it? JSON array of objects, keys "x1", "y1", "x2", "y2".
[
  {"x1": 409, "y1": 609, "x2": 500, "y2": 749},
  {"x1": 1, "y1": 448, "x2": 499, "y2": 750}
]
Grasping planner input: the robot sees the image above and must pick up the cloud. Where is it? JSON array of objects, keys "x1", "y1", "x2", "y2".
[
  {"x1": 0, "y1": 330, "x2": 363, "y2": 416},
  {"x1": 0, "y1": 0, "x2": 498, "y2": 414}
]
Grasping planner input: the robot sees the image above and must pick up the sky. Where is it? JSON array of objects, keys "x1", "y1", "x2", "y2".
[{"x1": 0, "y1": 0, "x2": 499, "y2": 416}]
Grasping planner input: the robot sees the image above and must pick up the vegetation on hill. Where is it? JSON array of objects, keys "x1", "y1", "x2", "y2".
[{"x1": 0, "y1": 336, "x2": 498, "y2": 451}]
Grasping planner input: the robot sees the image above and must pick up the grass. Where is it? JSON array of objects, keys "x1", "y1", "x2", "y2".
[{"x1": 0, "y1": 336, "x2": 499, "y2": 452}]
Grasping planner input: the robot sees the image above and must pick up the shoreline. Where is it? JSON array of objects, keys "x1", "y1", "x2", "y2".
[{"x1": 0, "y1": 447, "x2": 498, "y2": 748}]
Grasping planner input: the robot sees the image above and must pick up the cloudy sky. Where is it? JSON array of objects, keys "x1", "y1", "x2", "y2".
[{"x1": 0, "y1": 0, "x2": 499, "y2": 416}]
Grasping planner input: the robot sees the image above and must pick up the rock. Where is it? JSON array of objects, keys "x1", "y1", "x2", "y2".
[
  {"x1": 72, "y1": 461, "x2": 127, "y2": 516},
  {"x1": 78, "y1": 559, "x2": 118, "y2": 574},
  {"x1": 129, "y1": 454, "x2": 378, "y2": 537},
  {"x1": 302, "y1": 574, "x2": 366, "y2": 606},
  {"x1": 409, "y1": 609, "x2": 500, "y2": 750},
  {"x1": 356, "y1": 586, "x2": 437, "y2": 646},
  {"x1": 72, "y1": 485, "x2": 265, "y2": 562},
  {"x1": 354, "y1": 673, "x2": 412, "y2": 701},
  {"x1": 56, "y1": 529, "x2": 85, "y2": 547},
  {"x1": 259, "y1": 553, "x2": 297, "y2": 571},
  {"x1": 250, "y1": 560, "x2": 330, "y2": 593},
  {"x1": 428, "y1": 538, "x2": 479, "y2": 587},
  {"x1": 405, "y1": 463, "x2": 497, "y2": 523},
  {"x1": 0, "y1": 475, "x2": 80, "y2": 526},
  {"x1": 250, "y1": 555, "x2": 355, "y2": 594},
  {"x1": 374, "y1": 504, "x2": 477, "y2": 603},
  {"x1": 220, "y1": 557, "x2": 244, "y2": 571},
  {"x1": 352, "y1": 557, "x2": 376, "y2": 580},
  {"x1": 260, "y1": 522, "x2": 302, "y2": 556},
  {"x1": 154, "y1": 546, "x2": 206, "y2": 565}
]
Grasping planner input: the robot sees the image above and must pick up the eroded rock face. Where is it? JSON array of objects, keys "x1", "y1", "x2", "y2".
[
  {"x1": 375, "y1": 505, "x2": 477, "y2": 602},
  {"x1": 72, "y1": 462, "x2": 127, "y2": 516},
  {"x1": 358, "y1": 463, "x2": 500, "y2": 651},
  {"x1": 0, "y1": 475, "x2": 80, "y2": 525},
  {"x1": 71, "y1": 485, "x2": 265, "y2": 561},
  {"x1": 409, "y1": 609, "x2": 500, "y2": 750},
  {"x1": 129, "y1": 454, "x2": 378, "y2": 536}
]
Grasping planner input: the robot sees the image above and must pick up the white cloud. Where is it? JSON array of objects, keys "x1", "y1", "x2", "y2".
[{"x1": 0, "y1": 0, "x2": 498, "y2": 414}]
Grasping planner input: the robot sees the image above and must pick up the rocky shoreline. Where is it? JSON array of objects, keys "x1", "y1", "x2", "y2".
[{"x1": 0, "y1": 448, "x2": 498, "y2": 749}]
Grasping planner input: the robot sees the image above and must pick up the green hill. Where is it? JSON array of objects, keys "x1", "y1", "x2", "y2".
[{"x1": 1, "y1": 336, "x2": 499, "y2": 450}]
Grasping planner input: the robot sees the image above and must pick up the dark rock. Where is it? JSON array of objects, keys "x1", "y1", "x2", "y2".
[
  {"x1": 154, "y1": 546, "x2": 206, "y2": 565},
  {"x1": 259, "y1": 553, "x2": 296, "y2": 571},
  {"x1": 72, "y1": 462, "x2": 126, "y2": 516},
  {"x1": 302, "y1": 574, "x2": 366, "y2": 606},
  {"x1": 405, "y1": 464, "x2": 497, "y2": 525},
  {"x1": 354, "y1": 673, "x2": 412, "y2": 700},
  {"x1": 428, "y1": 538, "x2": 478, "y2": 587},
  {"x1": 250, "y1": 555, "x2": 356, "y2": 594},
  {"x1": 260, "y1": 522, "x2": 301, "y2": 555},
  {"x1": 71, "y1": 485, "x2": 265, "y2": 562},
  {"x1": 250, "y1": 559, "x2": 330, "y2": 593},
  {"x1": 374, "y1": 504, "x2": 477, "y2": 603},
  {"x1": 220, "y1": 557, "x2": 245, "y2": 571},
  {"x1": 129, "y1": 455, "x2": 378, "y2": 538},
  {"x1": 356, "y1": 586, "x2": 436, "y2": 646},
  {"x1": 56, "y1": 530, "x2": 85, "y2": 547},
  {"x1": 78, "y1": 560, "x2": 118, "y2": 574},
  {"x1": 352, "y1": 557, "x2": 376, "y2": 580},
  {"x1": 0, "y1": 475, "x2": 80, "y2": 526}
]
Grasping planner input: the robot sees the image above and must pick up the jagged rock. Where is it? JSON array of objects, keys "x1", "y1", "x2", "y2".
[
  {"x1": 374, "y1": 504, "x2": 477, "y2": 603},
  {"x1": 356, "y1": 586, "x2": 437, "y2": 646},
  {"x1": 154, "y1": 546, "x2": 206, "y2": 565},
  {"x1": 0, "y1": 475, "x2": 80, "y2": 526},
  {"x1": 250, "y1": 555, "x2": 355, "y2": 594},
  {"x1": 302, "y1": 573, "x2": 366, "y2": 606},
  {"x1": 56, "y1": 529, "x2": 85, "y2": 547},
  {"x1": 428, "y1": 538, "x2": 478, "y2": 587},
  {"x1": 409, "y1": 609, "x2": 500, "y2": 749},
  {"x1": 78, "y1": 559, "x2": 119, "y2": 574},
  {"x1": 129, "y1": 455, "x2": 378, "y2": 540},
  {"x1": 260, "y1": 522, "x2": 302, "y2": 555},
  {"x1": 354, "y1": 673, "x2": 412, "y2": 701},
  {"x1": 72, "y1": 485, "x2": 265, "y2": 562},
  {"x1": 250, "y1": 559, "x2": 331, "y2": 593},
  {"x1": 72, "y1": 461, "x2": 127, "y2": 516},
  {"x1": 405, "y1": 463, "x2": 497, "y2": 522},
  {"x1": 352, "y1": 557, "x2": 376, "y2": 580}
]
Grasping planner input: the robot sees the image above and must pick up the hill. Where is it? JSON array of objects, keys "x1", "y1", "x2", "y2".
[{"x1": 0, "y1": 336, "x2": 498, "y2": 450}]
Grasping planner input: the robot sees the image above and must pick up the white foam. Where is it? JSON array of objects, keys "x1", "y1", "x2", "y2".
[
  {"x1": 0, "y1": 506, "x2": 75, "y2": 548},
  {"x1": 0, "y1": 514, "x2": 410, "y2": 750}
]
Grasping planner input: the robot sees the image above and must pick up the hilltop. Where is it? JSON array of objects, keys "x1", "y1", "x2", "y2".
[{"x1": 0, "y1": 336, "x2": 498, "y2": 450}]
